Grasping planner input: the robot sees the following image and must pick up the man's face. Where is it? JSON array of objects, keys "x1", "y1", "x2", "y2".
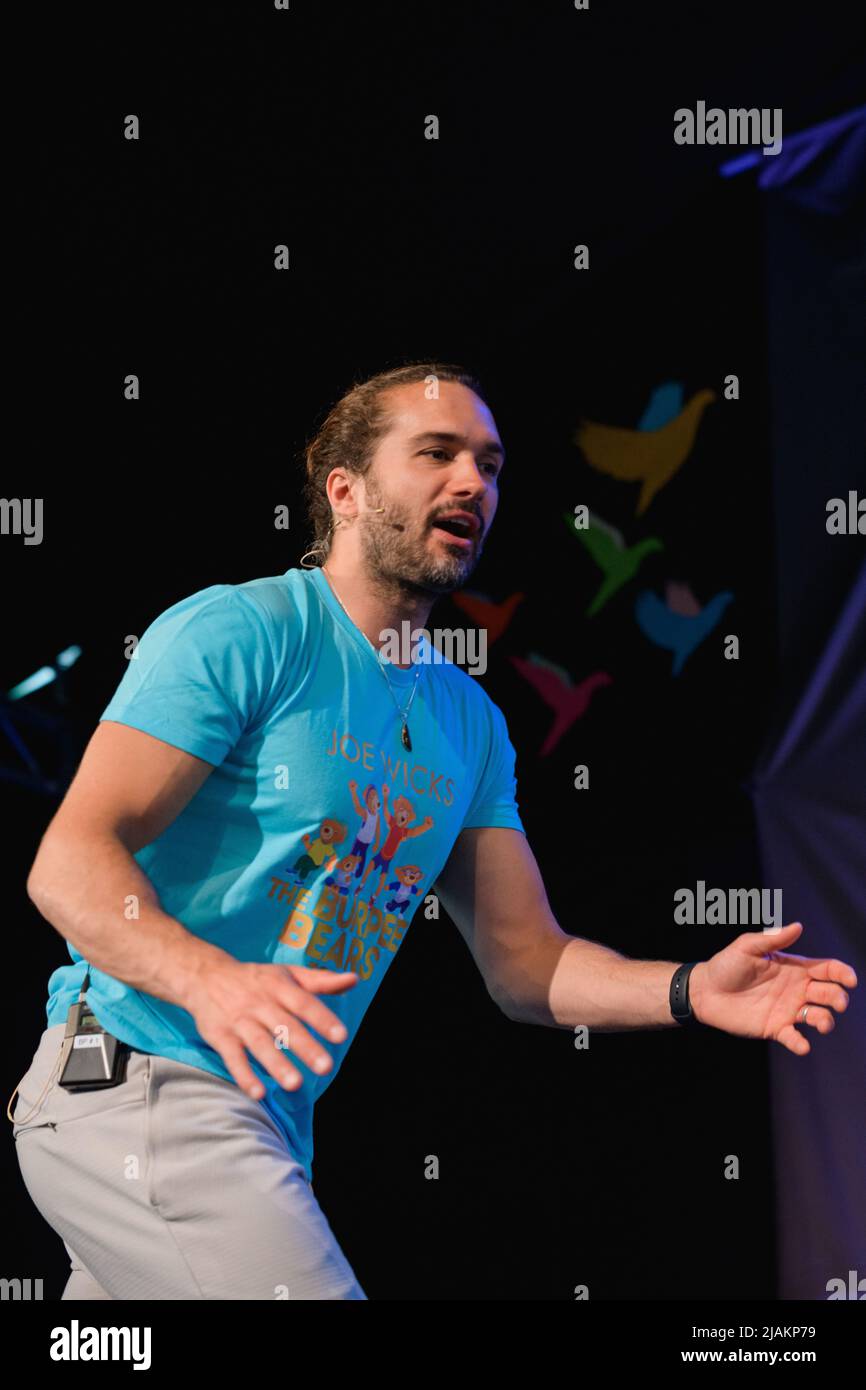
[{"x1": 353, "y1": 380, "x2": 504, "y2": 594}]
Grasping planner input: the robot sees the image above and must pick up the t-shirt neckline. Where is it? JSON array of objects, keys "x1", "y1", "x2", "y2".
[{"x1": 302, "y1": 565, "x2": 426, "y2": 687}]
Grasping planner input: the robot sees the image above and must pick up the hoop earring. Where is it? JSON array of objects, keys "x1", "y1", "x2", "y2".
[{"x1": 299, "y1": 514, "x2": 345, "y2": 570}]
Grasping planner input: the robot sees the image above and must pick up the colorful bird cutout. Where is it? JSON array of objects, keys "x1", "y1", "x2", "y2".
[
  {"x1": 637, "y1": 381, "x2": 684, "y2": 431},
  {"x1": 574, "y1": 386, "x2": 716, "y2": 515},
  {"x1": 634, "y1": 581, "x2": 734, "y2": 676},
  {"x1": 563, "y1": 510, "x2": 664, "y2": 617},
  {"x1": 509, "y1": 652, "x2": 613, "y2": 757},
  {"x1": 450, "y1": 590, "x2": 525, "y2": 647}
]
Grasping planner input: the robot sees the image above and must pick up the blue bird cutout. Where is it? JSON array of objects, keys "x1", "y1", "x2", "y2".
[
  {"x1": 637, "y1": 381, "x2": 684, "y2": 431},
  {"x1": 634, "y1": 581, "x2": 734, "y2": 676}
]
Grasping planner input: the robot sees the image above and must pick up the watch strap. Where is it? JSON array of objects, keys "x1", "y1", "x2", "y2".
[{"x1": 670, "y1": 961, "x2": 701, "y2": 1026}]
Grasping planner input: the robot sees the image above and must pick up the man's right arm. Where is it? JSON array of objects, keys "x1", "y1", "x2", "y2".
[
  {"x1": 27, "y1": 720, "x2": 357, "y2": 1098},
  {"x1": 27, "y1": 720, "x2": 229, "y2": 1008}
]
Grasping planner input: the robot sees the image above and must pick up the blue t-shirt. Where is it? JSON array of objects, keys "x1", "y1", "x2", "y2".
[{"x1": 46, "y1": 564, "x2": 525, "y2": 1181}]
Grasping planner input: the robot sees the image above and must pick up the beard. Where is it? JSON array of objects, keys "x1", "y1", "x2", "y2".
[{"x1": 358, "y1": 472, "x2": 485, "y2": 596}]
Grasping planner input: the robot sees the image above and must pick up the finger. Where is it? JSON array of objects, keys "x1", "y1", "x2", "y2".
[
  {"x1": 804, "y1": 981, "x2": 850, "y2": 1013},
  {"x1": 775, "y1": 1023, "x2": 811, "y2": 1056},
  {"x1": 235, "y1": 1022, "x2": 305, "y2": 1090},
  {"x1": 798, "y1": 1006, "x2": 835, "y2": 1034},
  {"x1": 277, "y1": 970, "x2": 355, "y2": 1042},
  {"x1": 803, "y1": 959, "x2": 859, "y2": 988},
  {"x1": 262, "y1": 1013, "x2": 336, "y2": 1078},
  {"x1": 739, "y1": 922, "x2": 804, "y2": 954},
  {"x1": 286, "y1": 965, "x2": 359, "y2": 994},
  {"x1": 214, "y1": 1033, "x2": 276, "y2": 1099}
]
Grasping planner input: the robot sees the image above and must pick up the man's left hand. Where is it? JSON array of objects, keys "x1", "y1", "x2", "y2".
[{"x1": 689, "y1": 922, "x2": 858, "y2": 1054}]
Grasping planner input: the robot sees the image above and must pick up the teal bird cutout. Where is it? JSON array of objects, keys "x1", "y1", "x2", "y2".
[
  {"x1": 563, "y1": 510, "x2": 664, "y2": 617},
  {"x1": 637, "y1": 381, "x2": 684, "y2": 431},
  {"x1": 634, "y1": 581, "x2": 734, "y2": 676}
]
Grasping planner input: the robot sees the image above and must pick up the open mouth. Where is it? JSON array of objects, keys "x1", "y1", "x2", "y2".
[{"x1": 431, "y1": 514, "x2": 479, "y2": 548}]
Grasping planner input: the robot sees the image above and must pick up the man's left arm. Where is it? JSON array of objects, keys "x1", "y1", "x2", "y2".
[{"x1": 433, "y1": 827, "x2": 858, "y2": 1055}]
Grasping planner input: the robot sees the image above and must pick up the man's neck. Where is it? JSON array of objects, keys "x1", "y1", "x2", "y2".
[{"x1": 321, "y1": 563, "x2": 437, "y2": 668}]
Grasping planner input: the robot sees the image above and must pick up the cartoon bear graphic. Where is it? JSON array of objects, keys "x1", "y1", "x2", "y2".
[
  {"x1": 286, "y1": 817, "x2": 347, "y2": 883},
  {"x1": 384, "y1": 864, "x2": 425, "y2": 916}
]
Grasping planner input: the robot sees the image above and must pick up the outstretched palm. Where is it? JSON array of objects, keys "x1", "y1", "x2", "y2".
[{"x1": 691, "y1": 922, "x2": 858, "y2": 1055}]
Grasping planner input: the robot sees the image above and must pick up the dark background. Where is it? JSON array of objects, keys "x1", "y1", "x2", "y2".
[{"x1": 6, "y1": 2, "x2": 865, "y2": 1299}]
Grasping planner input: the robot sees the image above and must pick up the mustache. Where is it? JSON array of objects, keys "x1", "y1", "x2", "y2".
[{"x1": 367, "y1": 505, "x2": 484, "y2": 539}]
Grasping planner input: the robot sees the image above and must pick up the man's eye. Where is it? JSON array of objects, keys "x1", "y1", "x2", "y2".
[{"x1": 421, "y1": 449, "x2": 499, "y2": 478}]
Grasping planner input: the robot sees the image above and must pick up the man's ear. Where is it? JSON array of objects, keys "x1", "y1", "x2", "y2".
[{"x1": 325, "y1": 465, "x2": 360, "y2": 521}]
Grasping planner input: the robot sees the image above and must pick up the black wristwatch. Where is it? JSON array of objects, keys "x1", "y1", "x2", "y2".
[{"x1": 670, "y1": 961, "x2": 702, "y2": 1026}]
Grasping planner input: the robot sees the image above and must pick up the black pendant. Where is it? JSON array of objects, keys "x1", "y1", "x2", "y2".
[{"x1": 401, "y1": 722, "x2": 412, "y2": 751}]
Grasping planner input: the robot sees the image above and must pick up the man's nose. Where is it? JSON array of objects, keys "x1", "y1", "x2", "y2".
[{"x1": 447, "y1": 452, "x2": 491, "y2": 498}]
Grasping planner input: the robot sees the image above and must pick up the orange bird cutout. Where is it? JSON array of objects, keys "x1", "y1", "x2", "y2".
[
  {"x1": 451, "y1": 590, "x2": 525, "y2": 647},
  {"x1": 509, "y1": 652, "x2": 613, "y2": 757},
  {"x1": 574, "y1": 388, "x2": 716, "y2": 515}
]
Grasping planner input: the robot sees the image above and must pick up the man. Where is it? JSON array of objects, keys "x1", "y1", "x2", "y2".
[{"x1": 12, "y1": 361, "x2": 858, "y2": 1300}]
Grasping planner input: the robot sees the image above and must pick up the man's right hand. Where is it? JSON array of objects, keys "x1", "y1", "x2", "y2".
[{"x1": 184, "y1": 959, "x2": 359, "y2": 1100}]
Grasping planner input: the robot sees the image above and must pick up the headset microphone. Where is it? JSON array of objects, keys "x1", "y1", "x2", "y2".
[{"x1": 367, "y1": 504, "x2": 408, "y2": 532}]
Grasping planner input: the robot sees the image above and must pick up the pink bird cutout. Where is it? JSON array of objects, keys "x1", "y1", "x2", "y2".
[
  {"x1": 664, "y1": 580, "x2": 702, "y2": 617},
  {"x1": 509, "y1": 652, "x2": 613, "y2": 756}
]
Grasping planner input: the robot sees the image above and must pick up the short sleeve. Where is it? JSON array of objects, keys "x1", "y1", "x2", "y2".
[
  {"x1": 461, "y1": 693, "x2": 525, "y2": 834},
  {"x1": 99, "y1": 586, "x2": 279, "y2": 766}
]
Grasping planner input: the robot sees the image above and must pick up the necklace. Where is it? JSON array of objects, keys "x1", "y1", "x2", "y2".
[{"x1": 321, "y1": 567, "x2": 422, "y2": 751}]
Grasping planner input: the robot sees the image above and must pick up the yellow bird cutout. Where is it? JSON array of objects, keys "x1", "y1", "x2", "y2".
[{"x1": 574, "y1": 388, "x2": 716, "y2": 515}]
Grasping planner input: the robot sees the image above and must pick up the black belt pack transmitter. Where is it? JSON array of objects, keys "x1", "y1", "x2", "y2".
[{"x1": 58, "y1": 971, "x2": 130, "y2": 1091}]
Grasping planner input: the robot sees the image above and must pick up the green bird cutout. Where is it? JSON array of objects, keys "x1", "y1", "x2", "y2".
[{"x1": 563, "y1": 511, "x2": 664, "y2": 617}]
